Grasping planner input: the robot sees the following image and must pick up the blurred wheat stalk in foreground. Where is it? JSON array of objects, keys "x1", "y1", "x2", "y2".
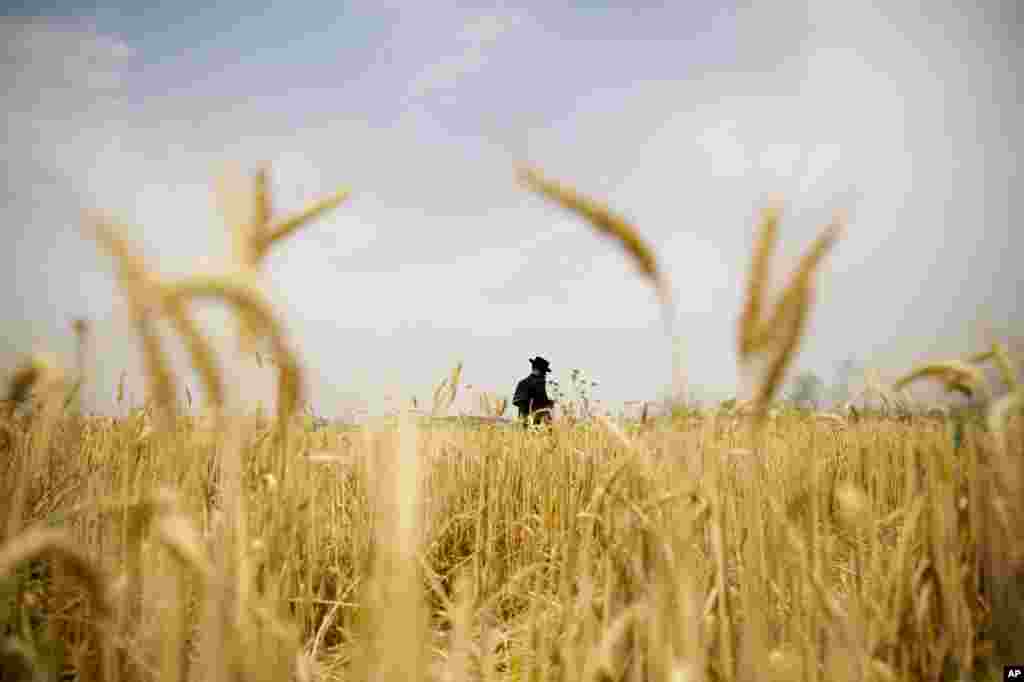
[
  {"x1": 215, "y1": 163, "x2": 351, "y2": 354},
  {"x1": 737, "y1": 201, "x2": 845, "y2": 416},
  {"x1": 82, "y1": 163, "x2": 350, "y2": 429},
  {"x1": 518, "y1": 166, "x2": 688, "y2": 401}
]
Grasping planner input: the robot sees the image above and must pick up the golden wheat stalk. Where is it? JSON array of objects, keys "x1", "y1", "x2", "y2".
[
  {"x1": 710, "y1": 497, "x2": 735, "y2": 681},
  {"x1": 354, "y1": 415, "x2": 428, "y2": 680},
  {"x1": 518, "y1": 164, "x2": 685, "y2": 399},
  {"x1": 431, "y1": 377, "x2": 449, "y2": 417},
  {"x1": 154, "y1": 513, "x2": 216, "y2": 585},
  {"x1": 252, "y1": 164, "x2": 273, "y2": 240},
  {"x1": 5, "y1": 353, "x2": 61, "y2": 409},
  {"x1": 135, "y1": 316, "x2": 179, "y2": 421},
  {"x1": 99, "y1": 490, "x2": 212, "y2": 597},
  {"x1": 163, "y1": 298, "x2": 225, "y2": 411},
  {"x1": 517, "y1": 166, "x2": 671, "y2": 309},
  {"x1": 755, "y1": 279, "x2": 811, "y2": 412},
  {"x1": 969, "y1": 342, "x2": 1019, "y2": 392},
  {"x1": 739, "y1": 201, "x2": 782, "y2": 358},
  {"x1": 429, "y1": 362, "x2": 463, "y2": 417},
  {"x1": 255, "y1": 188, "x2": 352, "y2": 258},
  {"x1": 988, "y1": 389, "x2": 1023, "y2": 452},
  {"x1": 593, "y1": 413, "x2": 637, "y2": 452},
  {"x1": 214, "y1": 164, "x2": 349, "y2": 352},
  {"x1": 736, "y1": 203, "x2": 844, "y2": 414},
  {"x1": 834, "y1": 483, "x2": 873, "y2": 532},
  {"x1": 757, "y1": 213, "x2": 843, "y2": 349},
  {"x1": 861, "y1": 368, "x2": 895, "y2": 413},
  {"x1": 5, "y1": 357, "x2": 65, "y2": 538},
  {"x1": 968, "y1": 349, "x2": 996, "y2": 364},
  {"x1": 893, "y1": 360, "x2": 989, "y2": 400},
  {"x1": 0, "y1": 529, "x2": 112, "y2": 618},
  {"x1": 83, "y1": 214, "x2": 180, "y2": 420},
  {"x1": 214, "y1": 162, "x2": 259, "y2": 270},
  {"x1": 440, "y1": 569, "x2": 475, "y2": 682},
  {"x1": 162, "y1": 273, "x2": 303, "y2": 424},
  {"x1": 813, "y1": 412, "x2": 846, "y2": 427},
  {"x1": 589, "y1": 603, "x2": 649, "y2": 682},
  {"x1": 82, "y1": 210, "x2": 151, "y2": 286},
  {"x1": 477, "y1": 391, "x2": 507, "y2": 418},
  {"x1": 70, "y1": 318, "x2": 89, "y2": 409},
  {"x1": 991, "y1": 342, "x2": 1019, "y2": 391},
  {"x1": 446, "y1": 361, "x2": 463, "y2": 412}
]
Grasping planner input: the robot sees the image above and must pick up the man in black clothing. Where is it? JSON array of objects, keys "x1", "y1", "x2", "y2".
[{"x1": 513, "y1": 356, "x2": 554, "y2": 426}]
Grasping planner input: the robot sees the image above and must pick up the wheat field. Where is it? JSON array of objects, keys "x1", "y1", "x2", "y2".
[{"x1": 1, "y1": 166, "x2": 1021, "y2": 682}]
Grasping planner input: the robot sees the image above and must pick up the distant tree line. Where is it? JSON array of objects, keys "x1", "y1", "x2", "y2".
[{"x1": 786, "y1": 355, "x2": 858, "y2": 410}]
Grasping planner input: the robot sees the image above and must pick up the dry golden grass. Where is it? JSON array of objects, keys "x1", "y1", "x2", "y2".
[
  {"x1": 969, "y1": 342, "x2": 1019, "y2": 392},
  {"x1": 516, "y1": 165, "x2": 685, "y2": 402},
  {"x1": 737, "y1": 202, "x2": 844, "y2": 415},
  {"x1": 893, "y1": 360, "x2": 989, "y2": 400},
  {"x1": 214, "y1": 162, "x2": 351, "y2": 353},
  {"x1": 84, "y1": 212, "x2": 220, "y2": 426},
  {"x1": 516, "y1": 167, "x2": 669, "y2": 309},
  {"x1": 0, "y1": 160, "x2": 1021, "y2": 682},
  {"x1": 432, "y1": 362, "x2": 464, "y2": 417},
  {"x1": 2, "y1": 401, "x2": 1021, "y2": 681},
  {"x1": 3, "y1": 353, "x2": 64, "y2": 413}
]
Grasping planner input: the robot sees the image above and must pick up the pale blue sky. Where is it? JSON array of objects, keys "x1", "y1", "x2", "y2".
[{"x1": 2, "y1": 1, "x2": 1021, "y2": 417}]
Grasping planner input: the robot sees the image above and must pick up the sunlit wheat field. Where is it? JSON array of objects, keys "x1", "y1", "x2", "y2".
[
  {"x1": 3, "y1": 6, "x2": 1022, "y2": 682},
  {"x1": 1, "y1": 159, "x2": 1022, "y2": 682}
]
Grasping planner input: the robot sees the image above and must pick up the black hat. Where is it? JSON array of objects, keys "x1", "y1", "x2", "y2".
[{"x1": 530, "y1": 356, "x2": 551, "y2": 373}]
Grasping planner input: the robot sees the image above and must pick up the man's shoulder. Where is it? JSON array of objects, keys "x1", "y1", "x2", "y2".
[{"x1": 515, "y1": 375, "x2": 541, "y2": 394}]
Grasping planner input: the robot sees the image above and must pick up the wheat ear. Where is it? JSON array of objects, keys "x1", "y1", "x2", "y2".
[
  {"x1": 0, "y1": 529, "x2": 112, "y2": 618},
  {"x1": 83, "y1": 213, "x2": 179, "y2": 420},
  {"x1": 736, "y1": 202, "x2": 844, "y2": 413},
  {"x1": 988, "y1": 389, "x2": 1023, "y2": 452},
  {"x1": 517, "y1": 166, "x2": 671, "y2": 310},
  {"x1": 162, "y1": 273, "x2": 303, "y2": 424},
  {"x1": 518, "y1": 164, "x2": 683, "y2": 397},
  {"x1": 892, "y1": 360, "x2": 989, "y2": 400},
  {"x1": 969, "y1": 342, "x2": 1019, "y2": 392},
  {"x1": 163, "y1": 297, "x2": 225, "y2": 411},
  {"x1": 738, "y1": 200, "x2": 782, "y2": 358},
  {"x1": 214, "y1": 163, "x2": 349, "y2": 354}
]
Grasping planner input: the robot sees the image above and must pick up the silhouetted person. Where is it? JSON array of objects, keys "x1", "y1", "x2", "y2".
[{"x1": 513, "y1": 357, "x2": 554, "y2": 426}]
